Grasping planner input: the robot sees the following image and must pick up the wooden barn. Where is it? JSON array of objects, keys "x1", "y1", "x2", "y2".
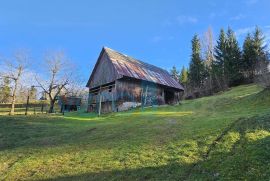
[{"x1": 86, "y1": 47, "x2": 184, "y2": 113}]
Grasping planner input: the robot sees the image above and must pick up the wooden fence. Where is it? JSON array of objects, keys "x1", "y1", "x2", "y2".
[{"x1": 0, "y1": 103, "x2": 61, "y2": 115}]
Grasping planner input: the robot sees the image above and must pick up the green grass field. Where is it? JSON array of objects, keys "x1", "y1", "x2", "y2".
[{"x1": 0, "y1": 84, "x2": 270, "y2": 180}]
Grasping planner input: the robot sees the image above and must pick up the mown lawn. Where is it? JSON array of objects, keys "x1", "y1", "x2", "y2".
[{"x1": 0, "y1": 84, "x2": 270, "y2": 180}]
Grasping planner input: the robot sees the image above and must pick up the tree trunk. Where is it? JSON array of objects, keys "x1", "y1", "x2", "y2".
[
  {"x1": 10, "y1": 79, "x2": 18, "y2": 115},
  {"x1": 49, "y1": 99, "x2": 55, "y2": 113}
]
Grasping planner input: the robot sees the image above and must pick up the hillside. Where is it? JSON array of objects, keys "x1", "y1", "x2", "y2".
[{"x1": 0, "y1": 84, "x2": 270, "y2": 180}]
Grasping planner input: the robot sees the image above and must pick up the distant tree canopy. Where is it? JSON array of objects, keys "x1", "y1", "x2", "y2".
[
  {"x1": 170, "y1": 65, "x2": 179, "y2": 81},
  {"x1": 172, "y1": 26, "x2": 270, "y2": 99},
  {"x1": 180, "y1": 66, "x2": 188, "y2": 84},
  {"x1": 0, "y1": 77, "x2": 11, "y2": 103}
]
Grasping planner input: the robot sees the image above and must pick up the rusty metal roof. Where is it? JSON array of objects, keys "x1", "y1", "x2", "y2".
[{"x1": 104, "y1": 47, "x2": 184, "y2": 90}]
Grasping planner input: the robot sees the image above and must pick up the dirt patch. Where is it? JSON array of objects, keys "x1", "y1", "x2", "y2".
[{"x1": 87, "y1": 128, "x2": 97, "y2": 133}]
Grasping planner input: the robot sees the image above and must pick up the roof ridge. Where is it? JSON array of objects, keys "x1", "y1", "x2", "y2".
[
  {"x1": 102, "y1": 47, "x2": 184, "y2": 90},
  {"x1": 103, "y1": 47, "x2": 169, "y2": 73}
]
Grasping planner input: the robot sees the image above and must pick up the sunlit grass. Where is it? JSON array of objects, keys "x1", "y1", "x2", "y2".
[{"x1": 0, "y1": 84, "x2": 270, "y2": 180}]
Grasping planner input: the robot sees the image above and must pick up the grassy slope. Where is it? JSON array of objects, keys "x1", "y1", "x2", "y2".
[{"x1": 0, "y1": 84, "x2": 269, "y2": 180}]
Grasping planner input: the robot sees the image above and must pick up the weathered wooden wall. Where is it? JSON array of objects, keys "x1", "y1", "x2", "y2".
[
  {"x1": 88, "y1": 52, "x2": 119, "y2": 89},
  {"x1": 116, "y1": 78, "x2": 165, "y2": 106},
  {"x1": 88, "y1": 77, "x2": 182, "y2": 113}
]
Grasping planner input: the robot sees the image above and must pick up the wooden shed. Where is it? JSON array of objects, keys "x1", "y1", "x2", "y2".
[
  {"x1": 58, "y1": 96, "x2": 81, "y2": 112},
  {"x1": 86, "y1": 47, "x2": 184, "y2": 113}
]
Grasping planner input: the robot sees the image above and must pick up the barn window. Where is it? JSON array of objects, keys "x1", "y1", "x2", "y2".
[{"x1": 108, "y1": 85, "x2": 113, "y2": 92}]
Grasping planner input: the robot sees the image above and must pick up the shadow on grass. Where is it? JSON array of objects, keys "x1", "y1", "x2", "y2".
[
  {"x1": 0, "y1": 110, "x2": 189, "y2": 151},
  {"x1": 42, "y1": 114, "x2": 270, "y2": 181},
  {"x1": 42, "y1": 163, "x2": 191, "y2": 181}
]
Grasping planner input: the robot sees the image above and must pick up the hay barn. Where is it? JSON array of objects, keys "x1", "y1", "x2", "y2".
[{"x1": 86, "y1": 47, "x2": 184, "y2": 113}]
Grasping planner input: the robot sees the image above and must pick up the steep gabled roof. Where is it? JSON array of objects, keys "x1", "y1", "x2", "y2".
[{"x1": 87, "y1": 47, "x2": 184, "y2": 90}]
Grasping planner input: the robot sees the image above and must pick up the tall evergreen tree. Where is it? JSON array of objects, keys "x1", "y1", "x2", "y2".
[
  {"x1": 242, "y1": 33, "x2": 254, "y2": 78},
  {"x1": 189, "y1": 35, "x2": 205, "y2": 88},
  {"x1": 253, "y1": 26, "x2": 267, "y2": 72},
  {"x1": 170, "y1": 65, "x2": 179, "y2": 81},
  {"x1": 242, "y1": 26, "x2": 268, "y2": 80},
  {"x1": 213, "y1": 29, "x2": 227, "y2": 88},
  {"x1": 225, "y1": 27, "x2": 242, "y2": 86}
]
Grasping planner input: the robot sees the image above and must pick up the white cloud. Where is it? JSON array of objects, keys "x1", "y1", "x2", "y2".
[
  {"x1": 152, "y1": 36, "x2": 174, "y2": 43},
  {"x1": 176, "y1": 16, "x2": 198, "y2": 25},
  {"x1": 230, "y1": 14, "x2": 246, "y2": 21},
  {"x1": 161, "y1": 19, "x2": 173, "y2": 26},
  {"x1": 235, "y1": 27, "x2": 254, "y2": 38},
  {"x1": 209, "y1": 12, "x2": 217, "y2": 19},
  {"x1": 245, "y1": 0, "x2": 259, "y2": 5},
  {"x1": 152, "y1": 36, "x2": 162, "y2": 43}
]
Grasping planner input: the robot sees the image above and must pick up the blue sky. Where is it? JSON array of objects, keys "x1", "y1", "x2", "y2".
[{"x1": 0, "y1": 0, "x2": 270, "y2": 82}]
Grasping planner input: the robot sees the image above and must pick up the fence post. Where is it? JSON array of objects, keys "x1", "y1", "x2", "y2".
[
  {"x1": 25, "y1": 95, "x2": 30, "y2": 115},
  {"x1": 41, "y1": 103, "x2": 44, "y2": 113}
]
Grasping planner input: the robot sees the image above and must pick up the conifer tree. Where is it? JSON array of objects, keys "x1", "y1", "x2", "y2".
[
  {"x1": 253, "y1": 26, "x2": 267, "y2": 72},
  {"x1": 189, "y1": 35, "x2": 205, "y2": 88},
  {"x1": 242, "y1": 26, "x2": 267, "y2": 80},
  {"x1": 225, "y1": 27, "x2": 242, "y2": 86},
  {"x1": 170, "y1": 65, "x2": 179, "y2": 81},
  {"x1": 213, "y1": 29, "x2": 227, "y2": 88},
  {"x1": 242, "y1": 33, "x2": 254, "y2": 79}
]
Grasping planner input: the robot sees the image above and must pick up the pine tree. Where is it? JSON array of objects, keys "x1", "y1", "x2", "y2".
[
  {"x1": 253, "y1": 26, "x2": 267, "y2": 72},
  {"x1": 180, "y1": 66, "x2": 188, "y2": 84},
  {"x1": 170, "y1": 66, "x2": 179, "y2": 81},
  {"x1": 225, "y1": 27, "x2": 242, "y2": 86},
  {"x1": 242, "y1": 26, "x2": 267, "y2": 80},
  {"x1": 213, "y1": 29, "x2": 227, "y2": 88},
  {"x1": 189, "y1": 35, "x2": 205, "y2": 88},
  {"x1": 242, "y1": 33, "x2": 254, "y2": 79}
]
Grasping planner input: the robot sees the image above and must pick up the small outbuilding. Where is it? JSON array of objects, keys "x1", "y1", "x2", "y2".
[
  {"x1": 58, "y1": 96, "x2": 81, "y2": 112},
  {"x1": 86, "y1": 47, "x2": 184, "y2": 113}
]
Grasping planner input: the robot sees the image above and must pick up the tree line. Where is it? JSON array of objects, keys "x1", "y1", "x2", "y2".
[
  {"x1": 0, "y1": 51, "x2": 87, "y2": 115},
  {"x1": 171, "y1": 26, "x2": 270, "y2": 99}
]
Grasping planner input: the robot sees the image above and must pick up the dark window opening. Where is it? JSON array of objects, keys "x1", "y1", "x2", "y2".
[
  {"x1": 108, "y1": 85, "x2": 113, "y2": 92},
  {"x1": 164, "y1": 90, "x2": 174, "y2": 104}
]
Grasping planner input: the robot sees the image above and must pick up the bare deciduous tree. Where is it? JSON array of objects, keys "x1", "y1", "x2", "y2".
[
  {"x1": 201, "y1": 27, "x2": 216, "y2": 94},
  {"x1": 255, "y1": 60, "x2": 270, "y2": 89},
  {"x1": 35, "y1": 51, "x2": 74, "y2": 113},
  {"x1": 0, "y1": 51, "x2": 29, "y2": 115},
  {"x1": 202, "y1": 27, "x2": 214, "y2": 67}
]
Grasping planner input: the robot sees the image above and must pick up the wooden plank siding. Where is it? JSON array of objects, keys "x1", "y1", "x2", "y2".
[
  {"x1": 88, "y1": 50, "x2": 119, "y2": 89},
  {"x1": 116, "y1": 77, "x2": 165, "y2": 106}
]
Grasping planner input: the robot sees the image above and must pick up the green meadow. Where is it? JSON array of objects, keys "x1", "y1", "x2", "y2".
[{"x1": 0, "y1": 84, "x2": 270, "y2": 180}]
